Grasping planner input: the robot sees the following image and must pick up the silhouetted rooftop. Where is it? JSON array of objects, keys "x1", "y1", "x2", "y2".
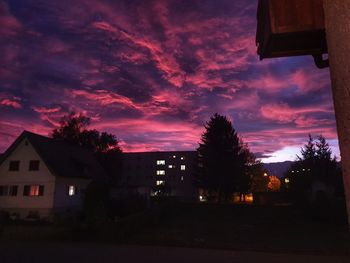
[{"x1": 0, "y1": 131, "x2": 106, "y2": 179}]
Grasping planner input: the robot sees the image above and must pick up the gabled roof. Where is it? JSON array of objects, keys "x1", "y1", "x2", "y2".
[{"x1": 0, "y1": 131, "x2": 106, "y2": 180}]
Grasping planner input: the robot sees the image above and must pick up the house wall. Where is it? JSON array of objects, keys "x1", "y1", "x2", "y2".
[
  {"x1": 0, "y1": 139, "x2": 56, "y2": 218},
  {"x1": 52, "y1": 177, "x2": 91, "y2": 214}
]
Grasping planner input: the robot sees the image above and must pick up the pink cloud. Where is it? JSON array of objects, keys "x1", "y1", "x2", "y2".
[
  {"x1": 0, "y1": 98, "x2": 22, "y2": 109},
  {"x1": 69, "y1": 89, "x2": 140, "y2": 109},
  {"x1": 32, "y1": 106, "x2": 61, "y2": 114},
  {"x1": 0, "y1": 2, "x2": 22, "y2": 36},
  {"x1": 92, "y1": 21, "x2": 118, "y2": 34},
  {"x1": 243, "y1": 125, "x2": 338, "y2": 157},
  {"x1": 291, "y1": 68, "x2": 330, "y2": 94},
  {"x1": 247, "y1": 66, "x2": 331, "y2": 94},
  {"x1": 260, "y1": 103, "x2": 335, "y2": 129},
  {"x1": 0, "y1": 119, "x2": 53, "y2": 153},
  {"x1": 31, "y1": 106, "x2": 65, "y2": 127},
  {"x1": 91, "y1": 17, "x2": 186, "y2": 87},
  {"x1": 45, "y1": 38, "x2": 70, "y2": 53},
  {"x1": 91, "y1": 117, "x2": 202, "y2": 152}
]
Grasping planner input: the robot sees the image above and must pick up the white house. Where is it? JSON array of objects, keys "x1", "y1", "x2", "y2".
[{"x1": 0, "y1": 131, "x2": 105, "y2": 220}]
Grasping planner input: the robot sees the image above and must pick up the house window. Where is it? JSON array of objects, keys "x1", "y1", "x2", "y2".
[
  {"x1": 181, "y1": 165, "x2": 186, "y2": 171},
  {"x1": 168, "y1": 165, "x2": 174, "y2": 168},
  {"x1": 181, "y1": 156, "x2": 185, "y2": 160},
  {"x1": 156, "y1": 180, "x2": 165, "y2": 186},
  {"x1": 156, "y1": 160, "x2": 165, "y2": 165},
  {"x1": 156, "y1": 170, "x2": 165, "y2": 175},
  {"x1": 29, "y1": 160, "x2": 40, "y2": 171},
  {"x1": 23, "y1": 185, "x2": 44, "y2": 196},
  {"x1": 9, "y1": 185, "x2": 18, "y2": 196},
  {"x1": 0, "y1": 186, "x2": 18, "y2": 196},
  {"x1": 0, "y1": 186, "x2": 8, "y2": 196},
  {"x1": 68, "y1": 185, "x2": 77, "y2": 196},
  {"x1": 9, "y1": 161, "x2": 20, "y2": 171}
]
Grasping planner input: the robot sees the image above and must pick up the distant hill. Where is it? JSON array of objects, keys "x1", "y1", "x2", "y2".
[{"x1": 263, "y1": 161, "x2": 293, "y2": 178}]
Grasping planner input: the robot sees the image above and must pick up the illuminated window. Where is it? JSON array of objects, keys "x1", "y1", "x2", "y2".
[
  {"x1": 156, "y1": 160, "x2": 165, "y2": 165},
  {"x1": 285, "y1": 178, "x2": 290, "y2": 183},
  {"x1": 156, "y1": 170, "x2": 165, "y2": 175},
  {"x1": 181, "y1": 176, "x2": 184, "y2": 181},
  {"x1": 180, "y1": 156, "x2": 185, "y2": 160},
  {"x1": 9, "y1": 161, "x2": 20, "y2": 171},
  {"x1": 68, "y1": 185, "x2": 77, "y2": 196},
  {"x1": 29, "y1": 160, "x2": 40, "y2": 171},
  {"x1": 180, "y1": 165, "x2": 186, "y2": 171},
  {"x1": 199, "y1": 195, "x2": 207, "y2": 202},
  {"x1": 23, "y1": 185, "x2": 44, "y2": 196},
  {"x1": 172, "y1": 155, "x2": 176, "y2": 158},
  {"x1": 156, "y1": 180, "x2": 165, "y2": 186},
  {"x1": 168, "y1": 165, "x2": 174, "y2": 168}
]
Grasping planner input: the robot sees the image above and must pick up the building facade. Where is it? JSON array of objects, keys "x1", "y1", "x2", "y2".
[
  {"x1": 120, "y1": 151, "x2": 197, "y2": 200},
  {"x1": 0, "y1": 131, "x2": 104, "y2": 219}
]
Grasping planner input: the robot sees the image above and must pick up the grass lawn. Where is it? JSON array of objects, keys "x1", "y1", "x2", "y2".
[
  {"x1": 1, "y1": 203, "x2": 350, "y2": 255},
  {"x1": 112, "y1": 202, "x2": 350, "y2": 255}
]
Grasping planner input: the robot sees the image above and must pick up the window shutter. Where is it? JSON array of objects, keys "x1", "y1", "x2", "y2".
[
  {"x1": 23, "y1": 185, "x2": 29, "y2": 196},
  {"x1": 39, "y1": 185, "x2": 44, "y2": 196}
]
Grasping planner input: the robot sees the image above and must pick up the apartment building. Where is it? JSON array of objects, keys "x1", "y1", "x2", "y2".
[{"x1": 120, "y1": 151, "x2": 197, "y2": 200}]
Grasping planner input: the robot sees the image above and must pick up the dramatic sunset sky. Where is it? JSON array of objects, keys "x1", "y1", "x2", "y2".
[{"x1": 0, "y1": 0, "x2": 339, "y2": 162}]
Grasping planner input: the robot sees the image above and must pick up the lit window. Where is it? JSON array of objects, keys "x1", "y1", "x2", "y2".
[
  {"x1": 168, "y1": 165, "x2": 174, "y2": 168},
  {"x1": 29, "y1": 160, "x2": 40, "y2": 171},
  {"x1": 68, "y1": 185, "x2": 77, "y2": 196},
  {"x1": 30, "y1": 186, "x2": 39, "y2": 196},
  {"x1": 23, "y1": 185, "x2": 44, "y2": 196},
  {"x1": 156, "y1": 170, "x2": 165, "y2": 175},
  {"x1": 9, "y1": 161, "x2": 20, "y2": 171},
  {"x1": 157, "y1": 160, "x2": 165, "y2": 165},
  {"x1": 172, "y1": 155, "x2": 176, "y2": 158},
  {"x1": 181, "y1": 165, "x2": 186, "y2": 171},
  {"x1": 199, "y1": 195, "x2": 207, "y2": 202},
  {"x1": 181, "y1": 156, "x2": 185, "y2": 160},
  {"x1": 285, "y1": 178, "x2": 290, "y2": 183},
  {"x1": 156, "y1": 180, "x2": 165, "y2": 186},
  {"x1": 181, "y1": 176, "x2": 184, "y2": 181}
]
